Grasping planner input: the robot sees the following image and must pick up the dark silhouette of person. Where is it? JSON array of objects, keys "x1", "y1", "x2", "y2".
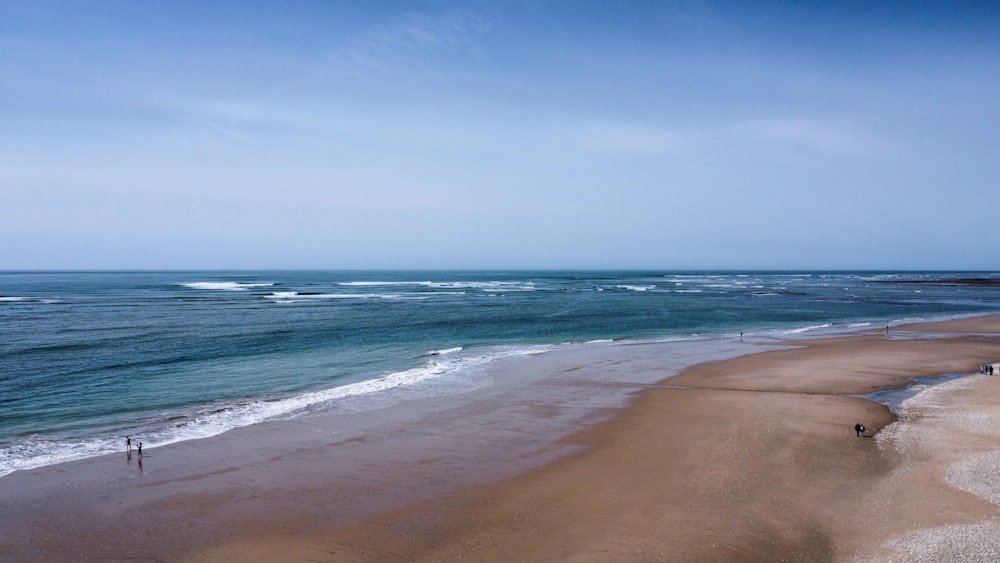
[
  {"x1": 855, "y1": 423, "x2": 865, "y2": 437},
  {"x1": 138, "y1": 442, "x2": 143, "y2": 459},
  {"x1": 126, "y1": 436, "x2": 132, "y2": 451}
]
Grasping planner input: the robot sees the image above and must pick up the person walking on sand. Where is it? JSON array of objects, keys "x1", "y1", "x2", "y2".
[{"x1": 855, "y1": 423, "x2": 865, "y2": 437}]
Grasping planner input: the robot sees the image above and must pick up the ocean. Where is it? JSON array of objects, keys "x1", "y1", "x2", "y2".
[{"x1": 2, "y1": 270, "x2": 999, "y2": 477}]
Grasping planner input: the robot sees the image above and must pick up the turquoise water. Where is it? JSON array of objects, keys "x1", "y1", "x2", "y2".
[{"x1": 2, "y1": 270, "x2": 999, "y2": 475}]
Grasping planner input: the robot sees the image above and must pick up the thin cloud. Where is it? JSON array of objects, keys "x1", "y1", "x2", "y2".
[
  {"x1": 327, "y1": 10, "x2": 493, "y2": 70},
  {"x1": 566, "y1": 120, "x2": 678, "y2": 155},
  {"x1": 366, "y1": 11, "x2": 491, "y2": 53},
  {"x1": 733, "y1": 117, "x2": 902, "y2": 159}
]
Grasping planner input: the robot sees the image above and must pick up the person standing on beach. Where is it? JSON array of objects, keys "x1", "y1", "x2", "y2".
[
  {"x1": 855, "y1": 423, "x2": 865, "y2": 437},
  {"x1": 125, "y1": 436, "x2": 131, "y2": 451},
  {"x1": 137, "y1": 442, "x2": 142, "y2": 459}
]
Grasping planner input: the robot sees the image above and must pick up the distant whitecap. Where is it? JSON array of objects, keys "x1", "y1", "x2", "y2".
[{"x1": 182, "y1": 281, "x2": 274, "y2": 291}]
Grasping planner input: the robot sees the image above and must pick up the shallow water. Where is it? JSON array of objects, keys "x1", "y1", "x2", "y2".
[
  {"x1": 863, "y1": 372, "x2": 975, "y2": 414},
  {"x1": 2, "y1": 270, "x2": 999, "y2": 475}
]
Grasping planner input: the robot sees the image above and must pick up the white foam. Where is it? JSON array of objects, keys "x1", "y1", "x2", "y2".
[
  {"x1": 264, "y1": 291, "x2": 449, "y2": 303},
  {"x1": 340, "y1": 280, "x2": 536, "y2": 291},
  {"x1": 182, "y1": 282, "x2": 274, "y2": 291},
  {"x1": 0, "y1": 344, "x2": 556, "y2": 478},
  {"x1": 338, "y1": 281, "x2": 430, "y2": 287},
  {"x1": 781, "y1": 324, "x2": 832, "y2": 334},
  {"x1": 0, "y1": 436, "x2": 114, "y2": 478},
  {"x1": 186, "y1": 345, "x2": 554, "y2": 427},
  {"x1": 422, "y1": 281, "x2": 536, "y2": 291},
  {"x1": 266, "y1": 291, "x2": 384, "y2": 300},
  {"x1": 617, "y1": 285, "x2": 655, "y2": 291},
  {"x1": 0, "y1": 296, "x2": 59, "y2": 304}
]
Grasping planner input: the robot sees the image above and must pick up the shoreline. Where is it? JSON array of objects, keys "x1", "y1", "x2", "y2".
[
  {"x1": 2, "y1": 315, "x2": 999, "y2": 561},
  {"x1": 304, "y1": 315, "x2": 1000, "y2": 562},
  {"x1": 0, "y1": 311, "x2": 981, "y2": 479}
]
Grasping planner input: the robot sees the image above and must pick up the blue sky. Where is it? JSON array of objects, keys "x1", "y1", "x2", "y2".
[{"x1": 2, "y1": 1, "x2": 998, "y2": 270}]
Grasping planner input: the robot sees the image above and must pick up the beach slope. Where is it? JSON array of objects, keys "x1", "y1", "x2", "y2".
[{"x1": 2, "y1": 317, "x2": 1000, "y2": 562}]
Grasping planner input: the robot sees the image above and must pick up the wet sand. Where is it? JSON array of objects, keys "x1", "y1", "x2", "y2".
[{"x1": 2, "y1": 316, "x2": 999, "y2": 561}]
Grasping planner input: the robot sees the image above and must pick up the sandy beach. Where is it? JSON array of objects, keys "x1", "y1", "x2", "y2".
[{"x1": 3, "y1": 316, "x2": 1000, "y2": 561}]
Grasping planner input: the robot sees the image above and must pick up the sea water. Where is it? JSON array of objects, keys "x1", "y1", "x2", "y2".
[{"x1": 2, "y1": 270, "x2": 999, "y2": 476}]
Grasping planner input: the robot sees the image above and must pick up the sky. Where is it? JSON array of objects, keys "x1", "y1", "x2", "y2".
[{"x1": 2, "y1": 1, "x2": 998, "y2": 270}]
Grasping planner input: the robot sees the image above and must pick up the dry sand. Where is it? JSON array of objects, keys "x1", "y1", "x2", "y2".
[{"x1": 3, "y1": 316, "x2": 1000, "y2": 562}]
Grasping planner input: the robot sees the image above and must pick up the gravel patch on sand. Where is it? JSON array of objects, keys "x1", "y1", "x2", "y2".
[
  {"x1": 947, "y1": 452, "x2": 1000, "y2": 505},
  {"x1": 876, "y1": 376, "x2": 997, "y2": 456},
  {"x1": 870, "y1": 374, "x2": 1000, "y2": 562},
  {"x1": 877, "y1": 523, "x2": 1000, "y2": 563}
]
